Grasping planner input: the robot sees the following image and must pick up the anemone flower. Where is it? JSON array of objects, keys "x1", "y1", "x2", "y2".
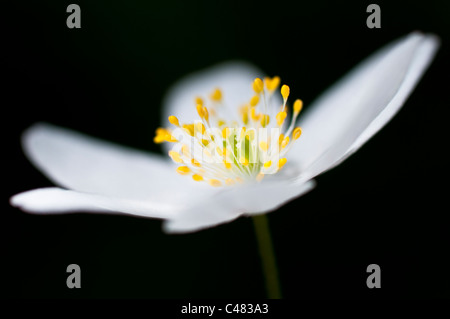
[{"x1": 10, "y1": 32, "x2": 439, "y2": 298}]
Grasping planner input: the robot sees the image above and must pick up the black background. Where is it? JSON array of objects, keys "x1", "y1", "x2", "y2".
[{"x1": 3, "y1": 0, "x2": 449, "y2": 299}]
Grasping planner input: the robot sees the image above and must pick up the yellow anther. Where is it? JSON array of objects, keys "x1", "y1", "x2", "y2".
[
  {"x1": 222, "y1": 127, "x2": 230, "y2": 139},
  {"x1": 168, "y1": 151, "x2": 183, "y2": 163},
  {"x1": 260, "y1": 114, "x2": 270, "y2": 127},
  {"x1": 294, "y1": 99, "x2": 303, "y2": 114},
  {"x1": 210, "y1": 88, "x2": 222, "y2": 101},
  {"x1": 263, "y1": 160, "x2": 272, "y2": 168},
  {"x1": 265, "y1": 76, "x2": 280, "y2": 91},
  {"x1": 256, "y1": 172, "x2": 265, "y2": 182},
  {"x1": 153, "y1": 135, "x2": 165, "y2": 144},
  {"x1": 167, "y1": 135, "x2": 178, "y2": 143},
  {"x1": 154, "y1": 127, "x2": 175, "y2": 143},
  {"x1": 182, "y1": 124, "x2": 195, "y2": 136},
  {"x1": 253, "y1": 78, "x2": 264, "y2": 94},
  {"x1": 192, "y1": 174, "x2": 203, "y2": 182},
  {"x1": 278, "y1": 158, "x2": 287, "y2": 169},
  {"x1": 176, "y1": 166, "x2": 190, "y2": 175},
  {"x1": 225, "y1": 178, "x2": 235, "y2": 186},
  {"x1": 281, "y1": 84, "x2": 290, "y2": 101},
  {"x1": 156, "y1": 127, "x2": 169, "y2": 135},
  {"x1": 281, "y1": 136, "x2": 290, "y2": 149},
  {"x1": 202, "y1": 106, "x2": 209, "y2": 121},
  {"x1": 250, "y1": 95, "x2": 260, "y2": 107},
  {"x1": 242, "y1": 112, "x2": 249, "y2": 125},
  {"x1": 168, "y1": 115, "x2": 180, "y2": 127},
  {"x1": 276, "y1": 111, "x2": 287, "y2": 126},
  {"x1": 224, "y1": 161, "x2": 232, "y2": 169},
  {"x1": 196, "y1": 104, "x2": 205, "y2": 118},
  {"x1": 250, "y1": 107, "x2": 260, "y2": 121},
  {"x1": 239, "y1": 127, "x2": 247, "y2": 139},
  {"x1": 293, "y1": 127, "x2": 302, "y2": 140},
  {"x1": 195, "y1": 97, "x2": 204, "y2": 106},
  {"x1": 239, "y1": 157, "x2": 249, "y2": 166},
  {"x1": 245, "y1": 129, "x2": 255, "y2": 141},
  {"x1": 216, "y1": 147, "x2": 223, "y2": 156},
  {"x1": 278, "y1": 133, "x2": 284, "y2": 145},
  {"x1": 191, "y1": 158, "x2": 201, "y2": 167},
  {"x1": 218, "y1": 119, "x2": 226, "y2": 127},
  {"x1": 259, "y1": 141, "x2": 268, "y2": 151},
  {"x1": 208, "y1": 179, "x2": 222, "y2": 187},
  {"x1": 195, "y1": 122, "x2": 206, "y2": 134},
  {"x1": 181, "y1": 144, "x2": 190, "y2": 156}
]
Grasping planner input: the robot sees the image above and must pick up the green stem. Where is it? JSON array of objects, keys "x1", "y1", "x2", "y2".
[{"x1": 252, "y1": 214, "x2": 282, "y2": 299}]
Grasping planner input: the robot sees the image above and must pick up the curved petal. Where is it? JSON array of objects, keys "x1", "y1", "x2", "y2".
[
  {"x1": 10, "y1": 187, "x2": 178, "y2": 219},
  {"x1": 163, "y1": 178, "x2": 316, "y2": 234},
  {"x1": 21, "y1": 123, "x2": 214, "y2": 204},
  {"x1": 291, "y1": 32, "x2": 439, "y2": 179},
  {"x1": 161, "y1": 61, "x2": 271, "y2": 126}
]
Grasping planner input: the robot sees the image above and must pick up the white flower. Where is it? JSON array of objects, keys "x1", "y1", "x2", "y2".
[{"x1": 10, "y1": 32, "x2": 439, "y2": 233}]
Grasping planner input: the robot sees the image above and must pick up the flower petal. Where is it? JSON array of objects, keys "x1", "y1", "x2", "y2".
[
  {"x1": 10, "y1": 187, "x2": 178, "y2": 219},
  {"x1": 163, "y1": 178, "x2": 316, "y2": 234},
  {"x1": 162, "y1": 61, "x2": 269, "y2": 125},
  {"x1": 291, "y1": 32, "x2": 439, "y2": 179},
  {"x1": 21, "y1": 123, "x2": 213, "y2": 203}
]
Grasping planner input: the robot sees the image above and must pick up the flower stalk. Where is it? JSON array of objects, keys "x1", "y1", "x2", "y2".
[{"x1": 252, "y1": 214, "x2": 282, "y2": 299}]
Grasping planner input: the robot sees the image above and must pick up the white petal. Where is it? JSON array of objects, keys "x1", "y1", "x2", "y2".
[
  {"x1": 163, "y1": 178, "x2": 316, "y2": 234},
  {"x1": 21, "y1": 123, "x2": 213, "y2": 204},
  {"x1": 162, "y1": 61, "x2": 268, "y2": 125},
  {"x1": 10, "y1": 188, "x2": 178, "y2": 219},
  {"x1": 291, "y1": 32, "x2": 439, "y2": 179}
]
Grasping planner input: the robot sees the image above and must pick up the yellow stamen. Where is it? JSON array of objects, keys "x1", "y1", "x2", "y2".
[
  {"x1": 222, "y1": 127, "x2": 230, "y2": 139},
  {"x1": 253, "y1": 78, "x2": 264, "y2": 94},
  {"x1": 278, "y1": 158, "x2": 287, "y2": 169},
  {"x1": 168, "y1": 151, "x2": 183, "y2": 163},
  {"x1": 224, "y1": 161, "x2": 232, "y2": 169},
  {"x1": 195, "y1": 97, "x2": 204, "y2": 106},
  {"x1": 192, "y1": 174, "x2": 203, "y2": 181},
  {"x1": 202, "y1": 106, "x2": 209, "y2": 122},
  {"x1": 210, "y1": 88, "x2": 222, "y2": 101},
  {"x1": 182, "y1": 124, "x2": 195, "y2": 136},
  {"x1": 168, "y1": 115, "x2": 179, "y2": 127},
  {"x1": 195, "y1": 122, "x2": 206, "y2": 134},
  {"x1": 191, "y1": 158, "x2": 201, "y2": 167},
  {"x1": 250, "y1": 107, "x2": 260, "y2": 121},
  {"x1": 265, "y1": 76, "x2": 280, "y2": 91},
  {"x1": 263, "y1": 160, "x2": 272, "y2": 168},
  {"x1": 239, "y1": 157, "x2": 249, "y2": 166},
  {"x1": 281, "y1": 84, "x2": 290, "y2": 101},
  {"x1": 242, "y1": 112, "x2": 249, "y2": 125},
  {"x1": 208, "y1": 179, "x2": 222, "y2": 187},
  {"x1": 294, "y1": 99, "x2": 303, "y2": 114},
  {"x1": 276, "y1": 111, "x2": 287, "y2": 126},
  {"x1": 281, "y1": 136, "x2": 290, "y2": 149},
  {"x1": 293, "y1": 127, "x2": 302, "y2": 140},
  {"x1": 225, "y1": 178, "x2": 235, "y2": 186},
  {"x1": 250, "y1": 95, "x2": 260, "y2": 107},
  {"x1": 260, "y1": 114, "x2": 270, "y2": 127},
  {"x1": 176, "y1": 166, "x2": 190, "y2": 175},
  {"x1": 259, "y1": 141, "x2": 268, "y2": 151},
  {"x1": 181, "y1": 144, "x2": 190, "y2": 156},
  {"x1": 196, "y1": 104, "x2": 205, "y2": 118}
]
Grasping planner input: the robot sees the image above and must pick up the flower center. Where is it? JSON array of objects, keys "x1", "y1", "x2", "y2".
[{"x1": 154, "y1": 76, "x2": 303, "y2": 187}]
